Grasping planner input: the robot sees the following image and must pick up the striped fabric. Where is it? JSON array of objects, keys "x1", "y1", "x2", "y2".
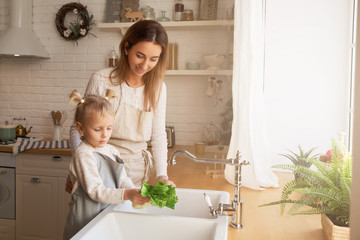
[{"x1": 13, "y1": 138, "x2": 70, "y2": 155}]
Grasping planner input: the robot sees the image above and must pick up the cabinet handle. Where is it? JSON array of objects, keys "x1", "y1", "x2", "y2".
[
  {"x1": 52, "y1": 156, "x2": 62, "y2": 161},
  {"x1": 0, "y1": 170, "x2": 7, "y2": 175},
  {"x1": 31, "y1": 177, "x2": 41, "y2": 183}
]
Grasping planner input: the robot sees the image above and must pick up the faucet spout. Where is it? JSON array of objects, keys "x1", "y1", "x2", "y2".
[{"x1": 168, "y1": 149, "x2": 237, "y2": 165}]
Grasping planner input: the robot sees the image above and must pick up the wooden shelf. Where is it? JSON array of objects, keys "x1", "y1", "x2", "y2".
[
  {"x1": 97, "y1": 20, "x2": 234, "y2": 77},
  {"x1": 97, "y1": 20, "x2": 234, "y2": 34},
  {"x1": 165, "y1": 69, "x2": 233, "y2": 76}
]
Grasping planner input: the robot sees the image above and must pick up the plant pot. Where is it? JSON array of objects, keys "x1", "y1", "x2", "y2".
[{"x1": 321, "y1": 214, "x2": 350, "y2": 240}]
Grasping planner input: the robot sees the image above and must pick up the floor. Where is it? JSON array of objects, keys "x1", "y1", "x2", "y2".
[{"x1": 150, "y1": 152, "x2": 326, "y2": 240}]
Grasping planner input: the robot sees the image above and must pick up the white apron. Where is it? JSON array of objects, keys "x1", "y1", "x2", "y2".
[{"x1": 108, "y1": 86, "x2": 154, "y2": 186}]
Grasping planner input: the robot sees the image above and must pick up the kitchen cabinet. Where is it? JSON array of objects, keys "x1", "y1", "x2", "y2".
[
  {"x1": 98, "y1": 20, "x2": 234, "y2": 77},
  {"x1": 16, "y1": 154, "x2": 71, "y2": 240},
  {"x1": 0, "y1": 219, "x2": 15, "y2": 240}
]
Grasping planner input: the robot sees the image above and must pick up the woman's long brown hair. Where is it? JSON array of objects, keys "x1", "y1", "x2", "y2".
[{"x1": 110, "y1": 20, "x2": 168, "y2": 112}]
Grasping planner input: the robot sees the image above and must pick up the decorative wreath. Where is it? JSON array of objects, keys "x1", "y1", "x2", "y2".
[{"x1": 55, "y1": 2, "x2": 95, "y2": 43}]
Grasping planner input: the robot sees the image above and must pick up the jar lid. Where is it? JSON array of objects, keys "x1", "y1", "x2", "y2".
[
  {"x1": 183, "y1": 9, "x2": 193, "y2": 14},
  {"x1": 141, "y1": 6, "x2": 154, "y2": 11}
]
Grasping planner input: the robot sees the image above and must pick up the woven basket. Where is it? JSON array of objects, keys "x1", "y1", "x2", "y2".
[{"x1": 321, "y1": 214, "x2": 350, "y2": 240}]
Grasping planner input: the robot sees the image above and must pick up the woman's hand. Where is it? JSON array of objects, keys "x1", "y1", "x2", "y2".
[
  {"x1": 124, "y1": 189, "x2": 150, "y2": 205},
  {"x1": 158, "y1": 177, "x2": 176, "y2": 187}
]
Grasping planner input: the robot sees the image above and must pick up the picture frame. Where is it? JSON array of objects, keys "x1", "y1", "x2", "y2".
[{"x1": 106, "y1": 0, "x2": 122, "y2": 23}]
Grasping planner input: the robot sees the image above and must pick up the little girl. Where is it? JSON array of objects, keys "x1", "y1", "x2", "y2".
[{"x1": 63, "y1": 89, "x2": 149, "y2": 240}]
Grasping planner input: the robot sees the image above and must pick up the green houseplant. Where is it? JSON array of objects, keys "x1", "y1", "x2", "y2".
[
  {"x1": 279, "y1": 145, "x2": 319, "y2": 168},
  {"x1": 260, "y1": 140, "x2": 352, "y2": 239},
  {"x1": 279, "y1": 145, "x2": 319, "y2": 180}
]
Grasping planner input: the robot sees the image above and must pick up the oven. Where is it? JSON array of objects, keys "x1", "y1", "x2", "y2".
[{"x1": 0, "y1": 152, "x2": 15, "y2": 220}]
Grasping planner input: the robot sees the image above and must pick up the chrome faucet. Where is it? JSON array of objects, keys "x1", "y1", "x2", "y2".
[{"x1": 168, "y1": 149, "x2": 250, "y2": 229}]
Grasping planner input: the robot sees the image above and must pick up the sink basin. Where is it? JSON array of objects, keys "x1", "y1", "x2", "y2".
[
  {"x1": 113, "y1": 188, "x2": 230, "y2": 218},
  {"x1": 71, "y1": 211, "x2": 221, "y2": 240},
  {"x1": 71, "y1": 188, "x2": 230, "y2": 240}
]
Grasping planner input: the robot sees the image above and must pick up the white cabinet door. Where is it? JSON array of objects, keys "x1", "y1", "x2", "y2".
[
  {"x1": 0, "y1": 219, "x2": 15, "y2": 240},
  {"x1": 16, "y1": 174, "x2": 58, "y2": 240}
]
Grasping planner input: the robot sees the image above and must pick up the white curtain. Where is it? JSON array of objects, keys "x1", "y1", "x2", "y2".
[{"x1": 224, "y1": 0, "x2": 279, "y2": 190}]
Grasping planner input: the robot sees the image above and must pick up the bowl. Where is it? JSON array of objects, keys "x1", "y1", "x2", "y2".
[
  {"x1": 202, "y1": 55, "x2": 226, "y2": 70},
  {"x1": 186, "y1": 61, "x2": 200, "y2": 70}
]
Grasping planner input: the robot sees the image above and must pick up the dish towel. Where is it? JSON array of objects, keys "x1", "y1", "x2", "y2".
[{"x1": 13, "y1": 138, "x2": 70, "y2": 155}]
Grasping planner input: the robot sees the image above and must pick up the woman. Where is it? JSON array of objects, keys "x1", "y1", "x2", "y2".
[{"x1": 70, "y1": 20, "x2": 174, "y2": 186}]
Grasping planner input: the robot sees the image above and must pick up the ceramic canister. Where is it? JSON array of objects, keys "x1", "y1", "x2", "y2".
[{"x1": 0, "y1": 121, "x2": 16, "y2": 141}]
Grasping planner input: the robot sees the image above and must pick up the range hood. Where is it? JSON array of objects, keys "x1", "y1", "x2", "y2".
[{"x1": 0, "y1": 0, "x2": 49, "y2": 58}]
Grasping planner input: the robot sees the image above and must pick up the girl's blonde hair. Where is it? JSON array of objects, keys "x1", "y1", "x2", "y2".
[
  {"x1": 110, "y1": 20, "x2": 168, "y2": 112},
  {"x1": 69, "y1": 89, "x2": 116, "y2": 125}
]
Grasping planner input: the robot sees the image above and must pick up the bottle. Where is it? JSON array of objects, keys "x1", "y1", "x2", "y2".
[
  {"x1": 174, "y1": 0, "x2": 184, "y2": 21},
  {"x1": 108, "y1": 47, "x2": 119, "y2": 67},
  {"x1": 157, "y1": 11, "x2": 171, "y2": 22}
]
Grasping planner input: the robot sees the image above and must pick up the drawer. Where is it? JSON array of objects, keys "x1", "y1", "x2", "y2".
[{"x1": 16, "y1": 154, "x2": 71, "y2": 177}]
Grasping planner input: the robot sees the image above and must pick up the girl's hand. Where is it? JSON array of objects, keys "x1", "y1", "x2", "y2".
[
  {"x1": 158, "y1": 177, "x2": 176, "y2": 187},
  {"x1": 124, "y1": 189, "x2": 150, "y2": 205}
]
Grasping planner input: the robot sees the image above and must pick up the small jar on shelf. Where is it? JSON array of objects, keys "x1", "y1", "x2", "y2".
[
  {"x1": 181, "y1": 9, "x2": 194, "y2": 21},
  {"x1": 141, "y1": 6, "x2": 155, "y2": 20}
]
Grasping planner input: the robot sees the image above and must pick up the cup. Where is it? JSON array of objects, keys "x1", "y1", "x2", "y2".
[{"x1": 195, "y1": 142, "x2": 205, "y2": 155}]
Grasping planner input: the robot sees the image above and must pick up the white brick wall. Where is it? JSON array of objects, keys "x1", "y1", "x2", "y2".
[{"x1": 0, "y1": 0, "x2": 233, "y2": 145}]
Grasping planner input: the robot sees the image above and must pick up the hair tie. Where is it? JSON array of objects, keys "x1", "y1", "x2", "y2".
[{"x1": 80, "y1": 98, "x2": 85, "y2": 103}]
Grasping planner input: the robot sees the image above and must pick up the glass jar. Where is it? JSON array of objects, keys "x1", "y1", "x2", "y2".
[
  {"x1": 157, "y1": 11, "x2": 170, "y2": 22},
  {"x1": 181, "y1": 9, "x2": 194, "y2": 21},
  {"x1": 141, "y1": 6, "x2": 155, "y2": 20},
  {"x1": 199, "y1": 0, "x2": 218, "y2": 20},
  {"x1": 202, "y1": 122, "x2": 221, "y2": 145}
]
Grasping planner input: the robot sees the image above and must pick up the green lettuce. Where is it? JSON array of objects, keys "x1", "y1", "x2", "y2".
[{"x1": 140, "y1": 181, "x2": 178, "y2": 210}]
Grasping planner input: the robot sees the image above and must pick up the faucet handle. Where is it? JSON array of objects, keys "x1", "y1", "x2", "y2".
[
  {"x1": 204, "y1": 193, "x2": 212, "y2": 207},
  {"x1": 241, "y1": 160, "x2": 250, "y2": 165},
  {"x1": 204, "y1": 193, "x2": 217, "y2": 218}
]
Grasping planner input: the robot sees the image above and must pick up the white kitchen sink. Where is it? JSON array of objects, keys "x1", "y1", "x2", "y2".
[
  {"x1": 71, "y1": 211, "x2": 221, "y2": 240},
  {"x1": 113, "y1": 188, "x2": 230, "y2": 218},
  {"x1": 71, "y1": 188, "x2": 230, "y2": 240}
]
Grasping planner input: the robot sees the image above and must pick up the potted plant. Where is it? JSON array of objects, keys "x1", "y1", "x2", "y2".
[
  {"x1": 260, "y1": 140, "x2": 351, "y2": 240},
  {"x1": 280, "y1": 145, "x2": 319, "y2": 168},
  {"x1": 279, "y1": 145, "x2": 319, "y2": 180}
]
